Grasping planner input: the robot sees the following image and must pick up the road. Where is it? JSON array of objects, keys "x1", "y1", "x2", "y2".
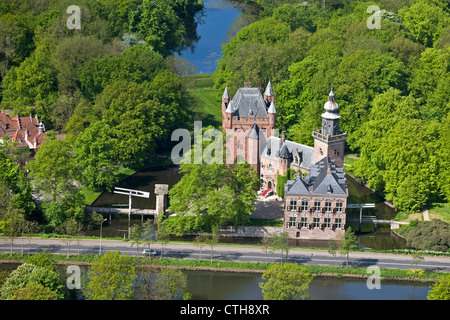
[{"x1": 1, "y1": 238, "x2": 450, "y2": 272}]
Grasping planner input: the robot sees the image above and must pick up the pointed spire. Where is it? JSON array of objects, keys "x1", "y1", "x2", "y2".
[
  {"x1": 226, "y1": 101, "x2": 233, "y2": 113},
  {"x1": 264, "y1": 80, "x2": 274, "y2": 97},
  {"x1": 222, "y1": 86, "x2": 230, "y2": 100},
  {"x1": 328, "y1": 84, "x2": 335, "y2": 102},
  {"x1": 268, "y1": 100, "x2": 276, "y2": 114}
]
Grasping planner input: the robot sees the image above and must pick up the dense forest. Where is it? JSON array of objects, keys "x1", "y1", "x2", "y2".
[
  {"x1": 0, "y1": 0, "x2": 203, "y2": 231},
  {"x1": 213, "y1": 0, "x2": 450, "y2": 214}
]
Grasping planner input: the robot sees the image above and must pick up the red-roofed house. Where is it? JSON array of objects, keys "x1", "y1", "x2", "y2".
[{"x1": 0, "y1": 111, "x2": 46, "y2": 152}]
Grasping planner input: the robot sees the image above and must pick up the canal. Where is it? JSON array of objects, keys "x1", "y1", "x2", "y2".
[{"x1": 0, "y1": 263, "x2": 431, "y2": 300}]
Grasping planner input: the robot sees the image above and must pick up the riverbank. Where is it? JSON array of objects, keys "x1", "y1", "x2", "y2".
[{"x1": 0, "y1": 251, "x2": 447, "y2": 283}]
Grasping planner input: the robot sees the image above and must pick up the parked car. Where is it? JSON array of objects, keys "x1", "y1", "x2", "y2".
[{"x1": 142, "y1": 248, "x2": 157, "y2": 256}]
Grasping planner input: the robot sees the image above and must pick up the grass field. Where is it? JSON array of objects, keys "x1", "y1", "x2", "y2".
[{"x1": 184, "y1": 74, "x2": 222, "y2": 128}]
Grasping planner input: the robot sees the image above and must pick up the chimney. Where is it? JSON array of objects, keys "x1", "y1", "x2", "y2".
[
  {"x1": 244, "y1": 82, "x2": 251, "y2": 88},
  {"x1": 281, "y1": 130, "x2": 286, "y2": 144},
  {"x1": 38, "y1": 122, "x2": 44, "y2": 134}
]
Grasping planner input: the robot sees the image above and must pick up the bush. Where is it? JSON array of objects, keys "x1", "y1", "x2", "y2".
[{"x1": 401, "y1": 220, "x2": 450, "y2": 252}]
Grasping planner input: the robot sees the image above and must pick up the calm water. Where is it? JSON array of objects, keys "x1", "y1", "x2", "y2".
[
  {"x1": 177, "y1": 0, "x2": 258, "y2": 73},
  {"x1": 0, "y1": 264, "x2": 430, "y2": 300},
  {"x1": 186, "y1": 271, "x2": 430, "y2": 300}
]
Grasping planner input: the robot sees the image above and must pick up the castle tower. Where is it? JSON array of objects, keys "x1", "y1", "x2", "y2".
[
  {"x1": 312, "y1": 85, "x2": 347, "y2": 167},
  {"x1": 222, "y1": 86, "x2": 230, "y2": 129},
  {"x1": 264, "y1": 80, "x2": 274, "y2": 105},
  {"x1": 267, "y1": 100, "x2": 276, "y2": 138},
  {"x1": 247, "y1": 123, "x2": 260, "y2": 174}
]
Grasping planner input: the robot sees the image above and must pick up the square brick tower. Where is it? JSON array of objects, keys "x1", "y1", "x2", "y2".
[{"x1": 312, "y1": 86, "x2": 347, "y2": 167}]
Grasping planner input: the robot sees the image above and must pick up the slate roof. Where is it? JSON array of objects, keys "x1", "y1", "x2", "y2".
[
  {"x1": 248, "y1": 123, "x2": 259, "y2": 139},
  {"x1": 227, "y1": 87, "x2": 269, "y2": 120},
  {"x1": 286, "y1": 157, "x2": 347, "y2": 197},
  {"x1": 260, "y1": 136, "x2": 314, "y2": 170}
]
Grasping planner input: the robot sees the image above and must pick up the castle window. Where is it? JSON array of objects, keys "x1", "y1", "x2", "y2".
[
  {"x1": 314, "y1": 201, "x2": 321, "y2": 212},
  {"x1": 324, "y1": 217, "x2": 331, "y2": 229},
  {"x1": 289, "y1": 216, "x2": 296, "y2": 228},
  {"x1": 289, "y1": 200, "x2": 297, "y2": 211},
  {"x1": 313, "y1": 217, "x2": 320, "y2": 228},
  {"x1": 325, "y1": 201, "x2": 332, "y2": 212},
  {"x1": 336, "y1": 202, "x2": 343, "y2": 212},
  {"x1": 334, "y1": 150, "x2": 339, "y2": 156},
  {"x1": 301, "y1": 201, "x2": 308, "y2": 212},
  {"x1": 335, "y1": 218, "x2": 342, "y2": 229},
  {"x1": 300, "y1": 217, "x2": 308, "y2": 228},
  {"x1": 320, "y1": 148, "x2": 323, "y2": 155}
]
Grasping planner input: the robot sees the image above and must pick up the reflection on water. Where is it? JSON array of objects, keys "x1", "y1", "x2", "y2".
[
  {"x1": 185, "y1": 271, "x2": 430, "y2": 300},
  {"x1": 177, "y1": 0, "x2": 259, "y2": 73},
  {"x1": 0, "y1": 264, "x2": 430, "y2": 300},
  {"x1": 91, "y1": 165, "x2": 181, "y2": 209}
]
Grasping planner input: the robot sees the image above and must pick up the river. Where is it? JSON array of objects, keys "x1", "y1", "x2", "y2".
[{"x1": 177, "y1": 0, "x2": 259, "y2": 73}]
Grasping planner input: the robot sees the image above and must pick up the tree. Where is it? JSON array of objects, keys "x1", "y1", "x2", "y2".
[
  {"x1": 51, "y1": 35, "x2": 105, "y2": 94},
  {"x1": 8, "y1": 282, "x2": 59, "y2": 300},
  {"x1": 0, "y1": 262, "x2": 64, "y2": 300},
  {"x1": 151, "y1": 268, "x2": 191, "y2": 300},
  {"x1": 78, "y1": 45, "x2": 166, "y2": 99},
  {"x1": 272, "y1": 231, "x2": 290, "y2": 264},
  {"x1": 259, "y1": 263, "x2": 314, "y2": 300},
  {"x1": 27, "y1": 137, "x2": 78, "y2": 202},
  {"x1": 194, "y1": 233, "x2": 207, "y2": 260},
  {"x1": 398, "y1": 0, "x2": 450, "y2": 47},
  {"x1": 340, "y1": 227, "x2": 359, "y2": 267},
  {"x1": 427, "y1": 274, "x2": 450, "y2": 300},
  {"x1": 1, "y1": 40, "x2": 58, "y2": 113},
  {"x1": 168, "y1": 162, "x2": 259, "y2": 234},
  {"x1": 207, "y1": 225, "x2": 220, "y2": 264},
  {"x1": 74, "y1": 120, "x2": 120, "y2": 191},
  {"x1": 128, "y1": 0, "x2": 187, "y2": 56},
  {"x1": 157, "y1": 219, "x2": 170, "y2": 261},
  {"x1": 83, "y1": 251, "x2": 136, "y2": 300}
]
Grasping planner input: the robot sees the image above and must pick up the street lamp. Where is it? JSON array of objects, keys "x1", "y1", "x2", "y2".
[{"x1": 99, "y1": 218, "x2": 108, "y2": 255}]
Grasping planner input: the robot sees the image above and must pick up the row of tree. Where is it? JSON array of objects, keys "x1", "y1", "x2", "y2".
[{"x1": 214, "y1": 0, "x2": 450, "y2": 212}]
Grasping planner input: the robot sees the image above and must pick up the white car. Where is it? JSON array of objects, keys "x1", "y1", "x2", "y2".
[{"x1": 142, "y1": 248, "x2": 157, "y2": 256}]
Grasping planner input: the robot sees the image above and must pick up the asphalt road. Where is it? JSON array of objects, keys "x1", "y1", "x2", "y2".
[{"x1": 1, "y1": 238, "x2": 450, "y2": 272}]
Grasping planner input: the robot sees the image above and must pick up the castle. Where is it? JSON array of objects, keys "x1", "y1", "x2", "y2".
[{"x1": 221, "y1": 81, "x2": 348, "y2": 239}]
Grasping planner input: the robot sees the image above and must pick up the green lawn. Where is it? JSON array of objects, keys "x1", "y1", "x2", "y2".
[
  {"x1": 184, "y1": 73, "x2": 222, "y2": 128},
  {"x1": 428, "y1": 202, "x2": 450, "y2": 223}
]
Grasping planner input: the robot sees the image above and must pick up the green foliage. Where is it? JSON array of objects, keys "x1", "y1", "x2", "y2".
[
  {"x1": 83, "y1": 251, "x2": 136, "y2": 300},
  {"x1": 427, "y1": 274, "x2": 450, "y2": 300},
  {"x1": 0, "y1": 262, "x2": 64, "y2": 300},
  {"x1": 398, "y1": 0, "x2": 450, "y2": 47},
  {"x1": 168, "y1": 161, "x2": 260, "y2": 235},
  {"x1": 259, "y1": 263, "x2": 314, "y2": 300},
  {"x1": 401, "y1": 220, "x2": 450, "y2": 252},
  {"x1": 74, "y1": 121, "x2": 120, "y2": 191},
  {"x1": 27, "y1": 138, "x2": 78, "y2": 202}
]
